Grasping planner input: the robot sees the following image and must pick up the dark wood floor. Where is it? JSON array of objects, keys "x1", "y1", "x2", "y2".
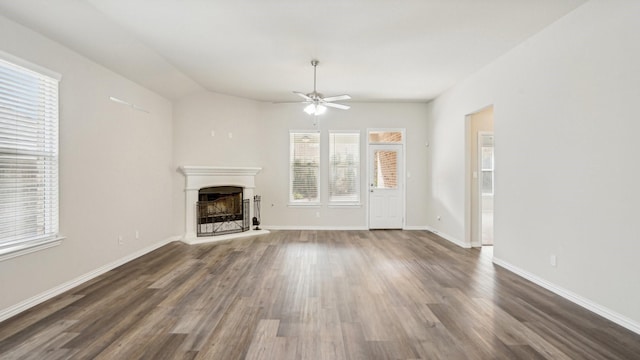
[{"x1": 1, "y1": 230, "x2": 639, "y2": 359}]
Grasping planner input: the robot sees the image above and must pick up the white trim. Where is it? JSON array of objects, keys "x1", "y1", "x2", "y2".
[
  {"x1": 425, "y1": 226, "x2": 471, "y2": 248},
  {"x1": 289, "y1": 130, "x2": 321, "y2": 204},
  {"x1": 477, "y1": 131, "x2": 494, "y2": 247},
  {"x1": 366, "y1": 128, "x2": 406, "y2": 230},
  {"x1": 465, "y1": 107, "x2": 494, "y2": 248},
  {"x1": 179, "y1": 166, "x2": 261, "y2": 239},
  {"x1": 403, "y1": 226, "x2": 430, "y2": 230},
  {"x1": 179, "y1": 166, "x2": 262, "y2": 177},
  {"x1": 366, "y1": 128, "x2": 405, "y2": 145},
  {"x1": 328, "y1": 130, "x2": 362, "y2": 205},
  {"x1": 493, "y1": 257, "x2": 640, "y2": 335},
  {"x1": 263, "y1": 225, "x2": 368, "y2": 231},
  {"x1": 0, "y1": 236, "x2": 65, "y2": 262},
  {"x1": 181, "y1": 229, "x2": 270, "y2": 245},
  {"x1": 0, "y1": 50, "x2": 62, "y2": 81},
  {"x1": 287, "y1": 203, "x2": 321, "y2": 208},
  {"x1": 328, "y1": 203, "x2": 361, "y2": 209},
  {"x1": 328, "y1": 129, "x2": 361, "y2": 134},
  {"x1": 0, "y1": 235, "x2": 180, "y2": 323},
  {"x1": 264, "y1": 226, "x2": 428, "y2": 231}
]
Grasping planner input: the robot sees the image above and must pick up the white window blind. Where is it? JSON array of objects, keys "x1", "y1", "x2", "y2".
[
  {"x1": 0, "y1": 55, "x2": 60, "y2": 256},
  {"x1": 290, "y1": 131, "x2": 320, "y2": 203},
  {"x1": 329, "y1": 132, "x2": 360, "y2": 204}
]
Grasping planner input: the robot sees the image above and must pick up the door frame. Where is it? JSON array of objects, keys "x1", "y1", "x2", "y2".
[
  {"x1": 465, "y1": 105, "x2": 494, "y2": 248},
  {"x1": 366, "y1": 128, "x2": 406, "y2": 229},
  {"x1": 477, "y1": 131, "x2": 494, "y2": 246}
]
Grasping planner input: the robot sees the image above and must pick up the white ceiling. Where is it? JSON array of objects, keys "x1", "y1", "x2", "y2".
[{"x1": 0, "y1": 0, "x2": 586, "y2": 102}]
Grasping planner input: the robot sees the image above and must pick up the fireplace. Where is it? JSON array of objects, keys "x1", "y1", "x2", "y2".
[
  {"x1": 197, "y1": 186, "x2": 249, "y2": 236},
  {"x1": 179, "y1": 166, "x2": 267, "y2": 244}
]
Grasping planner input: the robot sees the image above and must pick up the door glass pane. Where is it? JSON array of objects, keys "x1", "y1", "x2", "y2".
[
  {"x1": 369, "y1": 131, "x2": 402, "y2": 143},
  {"x1": 373, "y1": 150, "x2": 397, "y2": 189},
  {"x1": 481, "y1": 147, "x2": 493, "y2": 169},
  {"x1": 481, "y1": 171, "x2": 493, "y2": 195}
]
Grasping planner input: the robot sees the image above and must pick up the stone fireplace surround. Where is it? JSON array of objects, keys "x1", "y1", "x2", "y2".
[{"x1": 179, "y1": 166, "x2": 269, "y2": 245}]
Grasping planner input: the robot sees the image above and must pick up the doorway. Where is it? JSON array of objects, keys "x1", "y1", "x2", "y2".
[
  {"x1": 467, "y1": 107, "x2": 494, "y2": 247},
  {"x1": 478, "y1": 132, "x2": 494, "y2": 245},
  {"x1": 368, "y1": 129, "x2": 405, "y2": 229}
]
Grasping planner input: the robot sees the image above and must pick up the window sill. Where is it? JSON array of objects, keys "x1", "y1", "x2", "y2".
[
  {"x1": 0, "y1": 236, "x2": 65, "y2": 262},
  {"x1": 328, "y1": 203, "x2": 362, "y2": 209},
  {"x1": 288, "y1": 203, "x2": 321, "y2": 208}
]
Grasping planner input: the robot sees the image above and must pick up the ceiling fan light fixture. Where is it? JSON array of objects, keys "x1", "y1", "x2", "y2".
[
  {"x1": 303, "y1": 103, "x2": 327, "y2": 116},
  {"x1": 304, "y1": 103, "x2": 317, "y2": 115}
]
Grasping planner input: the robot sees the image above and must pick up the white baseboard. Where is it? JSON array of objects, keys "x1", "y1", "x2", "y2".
[
  {"x1": 264, "y1": 225, "x2": 451, "y2": 233},
  {"x1": 0, "y1": 235, "x2": 180, "y2": 323},
  {"x1": 403, "y1": 226, "x2": 430, "y2": 231},
  {"x1": 263, "y1": 225, "x2": 369, "y2": 231},
  {"x1": 181, "y1": 229, "x2": 270, "y2": 245},
  {"x1": 424, "y1": 226, "x2": 471, "y2": 248},
  {"x1": 493, "y1": 256, "x2": 640, "y2": 335}
]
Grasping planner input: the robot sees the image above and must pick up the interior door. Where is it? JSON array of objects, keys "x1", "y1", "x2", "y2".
[
  {"x1": 479, "y1": 132, "x2": 494, "y2": 245},
  {"x1": 369, "y1": 144, "x2": 403, "y2": 229}
]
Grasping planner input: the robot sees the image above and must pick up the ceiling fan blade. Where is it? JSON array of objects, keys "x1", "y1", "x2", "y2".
[
  {"x1": 322, "y1": 94, "x2": 351, "y2": 102},
  {"x1": 272, "y1": 101, "x2": 309, "y2": 104},
  {"x1": 324, "y1": 102, "x2": 350, "y2": 110},
  {"x1": 293, "y1": 91, "x2": 312, "y2": 101}
]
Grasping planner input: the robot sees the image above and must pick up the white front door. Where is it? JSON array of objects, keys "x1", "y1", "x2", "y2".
[{"x1": 369, "y1": 144, "x2": 403, "y2": 229}]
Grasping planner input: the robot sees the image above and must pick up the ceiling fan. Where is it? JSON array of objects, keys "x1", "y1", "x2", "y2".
[{"x1": 289, "y1": 60, "x2": 351, "y2": 115}]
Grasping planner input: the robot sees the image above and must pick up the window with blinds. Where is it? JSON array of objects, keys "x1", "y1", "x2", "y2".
[
  {"x1": 0, "y1": 54, "x2": 60, "y2": 257},
  {"x1": 329, "y1": 132, "x2": 360, "y2": 204},
  {"x1": 289, "y1": 131, "x2": 320, "y2": 204}
]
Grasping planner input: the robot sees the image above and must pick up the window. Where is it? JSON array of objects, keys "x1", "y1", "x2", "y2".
[
  {"x1": 289, "y1": 131, "x2": 320, "y2": 204},
  {"x1": 368, "y1": 130, "x2": 402, "y2": 143},
  {"x1": 0, "y1": 53, "x2": 61, "y2": 259},
  {"x1": 372, "y1": 150, "x2": 398, "y2": 189},
  {"x1": 329, "y1": 131, "x2": 360, "y2": 204},
  {"x1": 480, "y1": 134, "x2": 494, "y2": 195}
]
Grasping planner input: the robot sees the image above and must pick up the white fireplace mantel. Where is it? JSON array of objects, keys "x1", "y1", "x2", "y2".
[
  {"x1": 179, "y1": 166, "x2": 262, "y2": 190},
  {"x1": 179, "y1": 166, "x2": 268, "y2": 244}
]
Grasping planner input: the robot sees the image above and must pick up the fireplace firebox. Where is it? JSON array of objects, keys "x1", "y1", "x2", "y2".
[{"x1": 197, "y1": 186, "x2": 250, "y2": 236}]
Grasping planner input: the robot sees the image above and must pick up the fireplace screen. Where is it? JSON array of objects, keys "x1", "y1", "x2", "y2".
[{"x1": 197, "y1": 186, "x2": 250, "y2": 236}]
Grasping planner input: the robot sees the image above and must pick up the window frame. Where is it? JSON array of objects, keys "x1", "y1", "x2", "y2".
[
  {"x1": 328, "y1": 130, "x2": 361, "y2": 207},
  {"x1": 0, "y1": 51, "x2": 64, "y2": 262},
  {"x1": 288, "y1": 130, "x2": 321, "y2": 207}
]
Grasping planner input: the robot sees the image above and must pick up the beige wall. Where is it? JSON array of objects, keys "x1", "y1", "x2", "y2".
[
  {"x1": 171, "y1": 91, "x2": 262, "y2": 235},
  {"x1": 0, "y1": 15, "x2": 174, "y2": 314},
  {"x1": 426, "y1": 0, "x2": 640, "y2": 329},
  {"x1": 172, "y1": 94, "x2": 430, "y2": 231}
]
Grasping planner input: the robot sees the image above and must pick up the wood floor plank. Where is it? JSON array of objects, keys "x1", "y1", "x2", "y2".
[
  {"x1": 1, "y1": 230, "x2": 639, "y2": 359},
  {"x1": 0, "y1": 294, "x2": 83, "y2": 343},
  {"x1": 244, "y1": 319, "x2": 280, "y2": 360},
  {"x1": 0, "y1": 319, "x2": 77, "y2": 359}
]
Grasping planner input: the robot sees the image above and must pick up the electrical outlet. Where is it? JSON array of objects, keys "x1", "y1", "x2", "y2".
[
  {"x1": 135, "y1": 230, "x2": 139, "y2": 240},
  {"x1": 118, "y1": 235, "x2": 124, "y2": 245},
  {"x1": 550, "y1": 254, "x2": 557, "y2": 267}
]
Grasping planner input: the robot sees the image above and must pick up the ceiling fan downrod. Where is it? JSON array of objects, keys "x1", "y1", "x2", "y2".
[{"x1": 311, "y1": 59, "x2": 319, "y2": 97}]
